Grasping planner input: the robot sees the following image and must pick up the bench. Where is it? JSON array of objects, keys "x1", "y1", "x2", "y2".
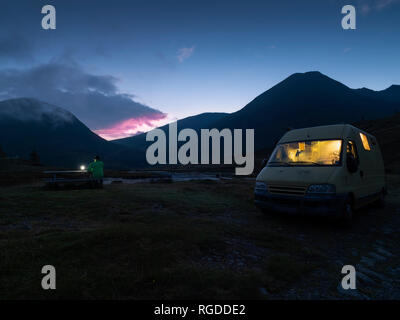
[{"x1": 43, "y1": 170, "x2": 103, "y2": 190}]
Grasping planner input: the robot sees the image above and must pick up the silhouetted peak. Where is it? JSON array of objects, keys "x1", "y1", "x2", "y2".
[
  {"x1": 290, "y1": 71, "x2": 324, "y2": 78},
  {"x1": 285, "y1": 71, "x2": 344, "y2": 85},
  {"x1": 385, "y1": 84, "x2": 400, "y2": 91},
  {"x1": 264, "y1": 71, "x2": 350, "y2": 97}
]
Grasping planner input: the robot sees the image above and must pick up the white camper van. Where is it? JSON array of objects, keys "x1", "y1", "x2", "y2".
[{"x1": 254, "y1": 124, "x2": 386, "y2": 222}]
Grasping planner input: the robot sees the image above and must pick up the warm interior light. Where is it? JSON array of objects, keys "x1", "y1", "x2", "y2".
[
  {"x1": 271, "y1": 139, "x2": 342, "y2": 165},
  {"x1": 359, "y1": 133, "x2": 371, "y2": 151}
]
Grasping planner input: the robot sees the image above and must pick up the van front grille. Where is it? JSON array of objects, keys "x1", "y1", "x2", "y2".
[{"x1": 267, "y1": 184, "x2": 307, "y2": 196}]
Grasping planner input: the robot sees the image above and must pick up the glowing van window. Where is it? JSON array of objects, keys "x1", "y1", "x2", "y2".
[
  {"x1": 359, "y1": 133, "x2": 371, "y2": 151},
  {"x1": 268, "y1": 139, "x2": 342, "y2": 166}
]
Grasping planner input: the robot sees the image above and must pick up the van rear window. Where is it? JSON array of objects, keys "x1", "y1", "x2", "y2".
[{"x1": 359, "y1": 133, "x2": 371, "y2": 151}]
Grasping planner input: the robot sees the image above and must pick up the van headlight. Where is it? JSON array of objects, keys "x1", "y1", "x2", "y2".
[
  {"x1": 255, "y1": 181, "x2": 267, "y2": 192},
  {"x1": 307, "y1": 184, "x2": 336, "y2": 194}
]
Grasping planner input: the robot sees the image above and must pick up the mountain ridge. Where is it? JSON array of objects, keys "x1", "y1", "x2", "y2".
[
  {"x1": 115, "y1": 71, "x2": 400, "y2": 147},
  {"x1": 210, "y1": 71, "x2": 400, "y2": 148},
  {"x1": 0, "y1": 98, "x2": 143, "y2": 169},
  {"x1": 2, "y1": 71, "x2": 400, "y2": 169}
]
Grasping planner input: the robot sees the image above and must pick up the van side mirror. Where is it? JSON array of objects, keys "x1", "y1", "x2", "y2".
[{"x1": 346, "y1": 154, "x2": 358, "y2": 173}]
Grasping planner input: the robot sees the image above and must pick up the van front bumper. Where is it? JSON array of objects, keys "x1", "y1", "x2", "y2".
[{"x1": 254, "y1": 190, "x2": 346, "y2": 217}]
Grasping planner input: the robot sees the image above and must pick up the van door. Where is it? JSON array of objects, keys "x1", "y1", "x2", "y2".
[
  {"x1": 368, "y1": 136, "x2": 386, "y2": 194},
  {"x1": 358, "y1": 133, "x2": 383, "y2": 201},
  {"x1": 345, "y1": 139, "x2": 368, "y2": 204}
]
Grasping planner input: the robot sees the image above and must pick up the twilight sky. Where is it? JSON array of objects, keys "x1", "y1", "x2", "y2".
[{"x1": 0, "y1": 0, "x2": 399, "y2": 139}]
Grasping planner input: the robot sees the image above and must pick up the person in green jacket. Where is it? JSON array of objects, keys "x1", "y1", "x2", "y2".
[{"x1": 87, "y1": 155, "x2": 104, "y2": 187}]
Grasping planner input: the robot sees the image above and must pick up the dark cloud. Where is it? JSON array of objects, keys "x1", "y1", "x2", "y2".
[
  {"x1": 0, "y1": 60, "x2": 166, "y2": 130},
  {"x1": 0, "y1": 34, "x2": 34, "y2": 62}
]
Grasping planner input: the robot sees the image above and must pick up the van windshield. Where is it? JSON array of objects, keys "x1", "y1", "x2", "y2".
[{"x1": 267, "y1": 139, "x2": 342, "y2": 167}]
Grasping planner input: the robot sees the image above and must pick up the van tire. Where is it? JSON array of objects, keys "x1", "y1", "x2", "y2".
[{"x1": 341, "y1": 197, "x2": 354, "y2": 226}]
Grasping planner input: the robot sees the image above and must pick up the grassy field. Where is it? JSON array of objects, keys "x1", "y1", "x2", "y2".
[{"x1": 0, "y1": 176, "x2": 399, "y2": 299}]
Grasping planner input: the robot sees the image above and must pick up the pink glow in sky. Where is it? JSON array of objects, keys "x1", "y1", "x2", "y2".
[{"x1": 94, "y1": 113, "x2": 169, "y2": 140}]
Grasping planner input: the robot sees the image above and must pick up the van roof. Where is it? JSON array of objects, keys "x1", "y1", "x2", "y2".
[{"x1": 278, "y1": 124, "x2": 374, "y2": 143}]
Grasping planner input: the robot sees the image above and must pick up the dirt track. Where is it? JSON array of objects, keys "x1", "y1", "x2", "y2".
[{"x1": 225, "y1": 174, "x2": 400, "y2": 299}]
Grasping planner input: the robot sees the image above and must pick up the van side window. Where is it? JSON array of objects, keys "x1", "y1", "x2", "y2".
[
  {"x1": 347, "y1": 140, "x2": 359, "y2": 163},
  {"x1": 359, "y1": 132, "x2": 371, "y2": 151}
]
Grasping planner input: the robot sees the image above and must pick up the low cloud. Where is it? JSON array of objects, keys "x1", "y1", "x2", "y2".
[
  {"x1": 0, "y1": 60, "x2": 167, "y2": 139},
  {"x1": 358, "y1": 0, "x2": 399, "y2": 13},
  {"x1": 376, "y1": 0, "x2": 398, "y2": 9},
  {"x1": 94, "y1": 115, "x2": 167, "y2": 140},
  {"x1": 361, "y1": 4, "x2": 372, "y2": 13},
  {"x1": 177, "y1": 46, "x2": 195, "y2": 63},
  {"x1": 0, "y1": 98, "x2": 74, "y2": 124}
]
